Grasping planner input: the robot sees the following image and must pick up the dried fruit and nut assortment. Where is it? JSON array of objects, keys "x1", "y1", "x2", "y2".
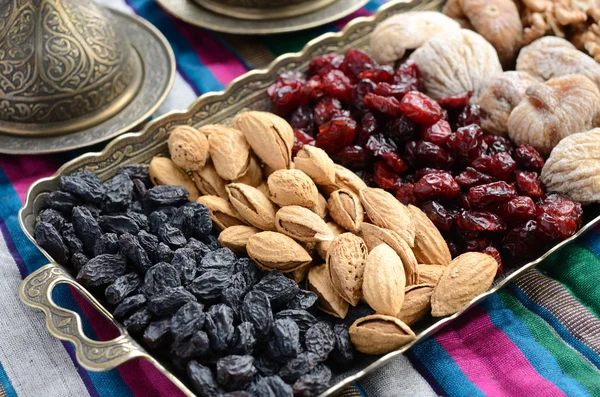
[{"x1": 31, "y1": 6, "x2": 600, "y2": 396}]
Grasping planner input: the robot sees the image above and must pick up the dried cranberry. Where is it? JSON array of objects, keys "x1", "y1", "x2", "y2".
[
  {"x1": 458, "y1": 230, "x2": 492, "y2": 252},
  {"x1": 467, "y1": 181, "x2": 518, "y2": 209},
  {"x1": 309, "y1": 54, "x2": 343, "y2": 76},
  {"x1": 536, "y1": 194, "x2": 582, "y2": 241},
  {"x1": 504, "y1": 220, "x2": 540, "y2": 258},
  {"x1": 357, "y1": 113, "x2": 377, "y2": 146},
  {"x1": 385, "y1": 116, "x2": 417, "y2": 145},
  {"x1": 335, "y1": 145, "x2": 373, "y2": 170},
  {"x1": 516, "y1": 171, "x2": 544, "y2": 199},
  {"x1": 292, "y1": 129, "x2": 316, "y2": 156},
  {"x1": 363, "y1": 93, "x2": 403, "y2": 118},
  {"x1": 316, "y1": 114, "x2": 357, "y2": 154},
  {"x1": 313, "y1": 98, "x2": 343, "y2": 126},
  {"x1": 471, "y1": 152, "x2": 517, "y2": 181},
  {"x1": 415, "y1": 141, "x2": 454, "y2": 169},
  {"x1": 366, "y1": 133, "x2": 397, "y2": 156},
  {"x1": 374, "y1": 82, "x2": 412, "y2": 100},
  {"x1": 438, "y1": 92, "x2": 472, "y2": 108},
  {"x1": 484, "y1": 135, "x2": 514, "y2": 156},
  {"x1": 290, "y1": 106, "x2": 315, "y2": 135},
  {"x1": 306, "y1": 75, "x2": 324, "y2": 101},
  {"x1": 380, "y1": 151, "x2": 408, "y2": 174},
  {"x1": 413, "y1": 172, "x2": 460, "y2": 201},
  {"x1": 481, "y1": 246, "x2": 503, "y2": 275},
  {"x1": 446, "y1": 124, "x2": 484, "y2": 162},
  {"x1": 278, "y1": 71, "x2": 307, "y2": 84},
  {"x1": 341, "y1": 49, "x2": 376, "y2": 80},
  {"x1": 497, "y1": 196, "x2": 536, "y2": 226},
  {"x1": 515, "y1": 145, "x2": 545, "y2": 173},
  {"x1": 399, "y1": 91, "x2": 443, "y2": 125},
  {"x1": 422, "y1": 119, "x2": 452, "y2": 146},
  {"x1": 422, "y1": 201, "x2": 455, "y2": 232},
  {"x1": 457, "y1": 210, "x2": 507, "y2": 232},
  {"x1": 267, "y1": 80, "x2": 308, "y2": 116},
  {"x1": 403, "y1": 141, "x2": 418, "y2": 167},
  {"x1": 395, "y1": 183, "x2": 417, "y2": 206},
  {"x1": 447, "y1": 240, "x2": 461, "y2": 257},
  {"x1": 352, "y1": 79, "x2": 377, "y2": 114},
  {"x1": 393, "y1": 60, "x2": 422, "y2": 90},
  {"x1": 322, "y1": 70, "x2": 353, "y2": 103},
  {"x1": 373, "y1": 161, "x2": 403, "y2": 193},
  {"x1": 455, "y1": 167, "x2": 496, "y2": 189},
  {"x1": 415, "y1": 168, "x2": 447, "y2": 179},
  {"x1": 458, "y1": 193, "x2": 471, "y2": 209},
  {"x1": 457, "y1": 104, "x2": 481, "y2": 127},
  {"x1": 359, "y1": 65, "x2": 394, "y2": 84}
]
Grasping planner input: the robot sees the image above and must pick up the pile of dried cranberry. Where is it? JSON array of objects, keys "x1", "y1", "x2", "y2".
[{"x1": 268, "y1": 48, "x2": 583, "y2": 270}]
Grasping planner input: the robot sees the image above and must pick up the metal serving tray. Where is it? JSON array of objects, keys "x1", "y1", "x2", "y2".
[{"x1": 18, "y1": 0, "x2": 600, "y2": 395}]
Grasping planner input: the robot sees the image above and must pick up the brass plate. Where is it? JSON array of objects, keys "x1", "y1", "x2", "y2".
[
  {"x1": 0, "y1": 9, "x2": 175, "y2": 155},
  {"x1": 157, "y1": 0, "x2": 369, "y2": 35},
  {"x1": 19, "y1": 1, "x2": 598, "y2": 396},
  {"x1": 192, "y1": 0, "x2": 338, "y2": 20}
]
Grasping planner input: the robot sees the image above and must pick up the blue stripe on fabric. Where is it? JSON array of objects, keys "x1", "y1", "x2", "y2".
[
  {"x1": 125, "y1": 0, "x2": 225, "y2": 96},
  {"x1": 579, "y1": 231, "x2": 600, "y2": 257},
  {"x1": 482, "y1": 294, "x2": 591, "y2": 397},
  {"x1": 409, "y1": 336, "x2": 485, "y2": 397},
  {"x1": 509, "y1": 283, "x2": 600, "y2": 370},
  {"x1": 365, "y1": 0, "x2": 384, "y2": 13},
  {"x1": 0, "y1": 167, "x2": 133, "y2": 397},
  {"x1": 352, "y1": 381, "x2": 368, "y2": 397},
  {"x1": 0, "y1": 360, "x2": 18, "y2": 397}
]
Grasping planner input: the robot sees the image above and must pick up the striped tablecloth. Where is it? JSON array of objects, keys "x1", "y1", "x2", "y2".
[{"x1": 2, "y1": 1, "x2": 600, "y2": 396}]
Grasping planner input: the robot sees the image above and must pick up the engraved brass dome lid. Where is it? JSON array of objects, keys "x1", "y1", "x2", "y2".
[{"x1": 0, "y1": 0, "x2": 143, "y2": 136}]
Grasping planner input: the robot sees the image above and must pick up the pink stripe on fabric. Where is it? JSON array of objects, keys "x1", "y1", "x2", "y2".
[
  {"x1": 168, "y1": 17, "x2": 248, "y2": 86},
  {"x1": 69, "y1": 288, "x2": 185, "y2": 396},
  {"x1": 335, "y1": 8, "x2": 372, "y2": 30},
  {"x1": 435, "y1": 305, "x2": 566, "y2": 397},
  {"x1": 0, "y1": 155, "x2": 61, "y2": 203}
]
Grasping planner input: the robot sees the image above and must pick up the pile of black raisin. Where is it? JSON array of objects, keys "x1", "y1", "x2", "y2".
[{"x1": 35, "y1": 165, "x2": 357, "y2": 397}]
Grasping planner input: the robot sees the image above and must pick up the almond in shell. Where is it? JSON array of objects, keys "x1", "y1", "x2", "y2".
[
  {"x1": 316, "y1": 222, "x2": 345, "y2": 260},
  {"x1": 312, "y1": 193, "x2": 329, "y2": 220},
  {"x1": 193, "y1": 162, "x2": 228, "y2": 199},
  {"x1": 408, "y1": 205, "x2": 452, "y2": 266},
  {"x1": 247, "y1": 231, "x2": 312, "y2": 272},
  {"x1": 308, "y1": 263, "x2": 349, "y2": 319},
  {"x1": 293, "y1": 146, "x2": 336, "y2": 185},
  {"x1": 198, "y1": 124, "x2": 231, "y2": 137},
  {"x1": 208, "y1": 126, "x2": 251, "y2": 180},
  {"x1": 275, "y1": 205, "x2": 334, "y2": 243},
  {"x1": 320, "y1": 165, "x2": 368, "y2": 196},
  {"x1": 226, "y1": 183, "x2": 277, "y2": 231},
  {"x1": 417, "y1": 264, "x2": 446, "y2": 285},
  {"x1": 218, "y1": 225, "x2": 261, "y2": 254},
  {"x1": 362, "y1": 244, "x2": 406, "y2": 316},
  {"x1": 326, "y1": 233, "x2": 368, "y2": 306},
  {"x1": 233, "y1": 155, "x2": 263, "y2": 187},
  {"x1": 349, "y1": 314, "x2": 416, "y2": 355},
  {"x1": 268, "y1": 169, "x2": 319, "y2": 208},
  {"x1": 149, "y1": 157, "x2": 200, "y2": 201},
  {"x1": 431, "y1": 252, "x2": 497, "y2": 317},
  {"x1": 168, "y1": 125, "x2": 209, "y2": 171},
  {"x1": 291, "y1": 263, "x2": 311, "y2": 284},
  {"x1": 196, "y1": 195, "x2": 247, "y2": 230},
  {"x1": 397, "y1": 284, "x2": 435, "y2": 325},
  {"x1": 328, "y1": 189, "x2": 363, "y2": 233},
  {"x1": 360, "y1": 188, "x2": 415, "y2": 247}
]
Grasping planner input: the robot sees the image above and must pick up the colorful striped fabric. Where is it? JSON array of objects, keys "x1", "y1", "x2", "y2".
[{"x1": 2, "y1": 0, "x2": 600, "y2": 396}]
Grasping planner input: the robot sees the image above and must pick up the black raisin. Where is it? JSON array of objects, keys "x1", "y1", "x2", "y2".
[
  {"x1": 70, "y1": 252, "x2": 89, "y2": 271},
  {"x1": 241, "y1": 291, "x2": 273, "y2": 337},
  {"x1": 59, "y1": 171, "x2": 105, "y2": 204},
  {"x1": 156, "y1": 242, "x2": 174, "y2": 263},
  {"x1": 286, "y1": 290, "x2": 318, "y2": 311},
  {"x1": 82, "y1": 203, "x2": 101, "y2": 217},
  {"x1": 170, "y1": 205, "x2": 196, "y2": 238},
  {"x1": 72, "y1": 206, "x2": 103, "y2": 253},
  {"x1": 98, "y1": 214, "x2": 140, "y2": 235},
  {"x1": 189, "y1": 271, "x2": 232, "y2": 301},
  {"x1": 102, "y1": 173, "x2": 133, "y2": 213},
  {"x1": 186, "y1": 238, "x2": 212, "y2": 262},
  {"x1": 147, "y1": 286, "x2": 197, "y2": 316},
  {"x1": 93, "y1": 233, "x2": 119, "y2": 257},
  {"x1": 199, "y1": 248, "x2": 236, "y2": 274},
  {"x1": 190, "y1": 202, "x2": 212, "y2": 237},
  {"x1": 143, "y1": 262, "x2": 181, "y2": 297},
  {"x1": 76, "y1": 254, "x2": 126, "y2": 287},
  {"x1": 171, "y1": 248, "x2": 197, "y2": 284},
  {"x1": 275, "y1": 310, "x2": 317, "y2": 335},
  {"x1": 123, "y1": 308, "x2": 152, "y2": 334},
  {"x1": 118, "y1": 164, "x2": 150, "y2": 186},
  {"x1": 105, "y1": 273, "x2": 141, "y2": 306},
  {"x1": 114, "y1": 294, "x2": 147, "y2": 319},
  {"x1": 292, "y1": 365, "x2": 332, "y2": 397},
  {"x1": 172, "y1": 330, "x2": 210, "y2": 359},
  {"x1": 171, "y1": 301, "x2": 205, "y2": 342},
  {"x1": 35, "y1": 222, "x2": 69, "y2": 264},
  {"x1": 304, "y1": 322, "x2": 335, "y2": 361},
  {"x1": 156, "y1": 205, "x2": 177, "y2": 218},
  {"x1": 344, "y1": 302, "x2": 376, "y2": 326},
  {"x1": 253, "y1": 272, "x2": 298, "y2": 309},
  {"x1": 158, "y1": 223, "x2": 187, "y2": 249},
  {"x1": 37, "y1": 208, "x2": 67, "y2": 232},
  {"x1": 188, "y1": 361, "x2": 220, "y2": 397},
  {"x1": 222, "y1": 273, "x2": 248, "y2": 321},
  {"x1": 137, "y1": 230, "x2": 159, "y2": 263},
  {"x1": 234, "y1": 258, "x2": 261, "y2": 286},
  {"x1": 216, "y1": 355, "x2": 257, "y2": 391},
  {"x1": 61, "y1": 223, "x2": 84, "y2": 255},
  {"x1": 128, "y1": 212, "x2": 148, "y2": 231},
  {"x1": 148, "y1": 211, "x2": 168, "y2": 234},
  {"x1": 331, "y1": 323, "x2": 354, "y2": 364},
  {"x1": 248, "y1": 375, "x2": 293, "y2": 397},
  {"x1": 254, "y1": 355, "x2": 281, "y2": 377},
  {"x1": 222, "y1": 392, "x2": 252, "y2": 397},
  {"x1": 145, "y1": 185, "x2": 188, "y2": 207},
  {"x1": 132, "y1": 179, "x2": 147, "y2": 203},
  {"x1": 266, "y1": 319, "x2": 301, "y2": 363},
  {"x1": 229, "y1": 322, "x2": 256, "y2": 356},
  {"x1": 143, "y1": 317, "x2": 171, "y2": 349},
  {"x1": 279, "y1": 352, "x2": 320, "y2": 383},
  {"x1": 44, "y1": 191, "x2": 81, "y2": 213},
  {"x1": 129, "y1": 201, "x2": 144, "y2": 213},
  {"x1": 119, "y1": 233, "x2": 152, "y2": 274},
  {"x1": 201, "y1": 234, "x2": 220, "y2": 251},
  {"x1": 205, "y1": 304, "x2": 235, "y2": 353}
]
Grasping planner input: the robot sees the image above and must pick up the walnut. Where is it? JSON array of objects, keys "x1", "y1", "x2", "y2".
[
  {"x1": 522, "y1": 11, "x2": 550, "y2": 45},
  {"x1": 507, "y1": 74, "x2": 600, "y2": 156},
  {"x1": 477, "y1": 71, "x2": 539, "y2": 136},
  {"x1": 409, "y1": 30, "x2": 503, "y2": 101},
  {"x1": 369, "y1": 12, "x2": 461, "y2": 65},
  {"x1": 541, "y1": 128, "x2": 600, "y2": 204}
]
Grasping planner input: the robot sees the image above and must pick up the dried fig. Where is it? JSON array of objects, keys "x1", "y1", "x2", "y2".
[
  {"x1": 409, "y1": 30, "x2": 502, "y2": 101},
  {"x1": 370, "y1": 11, "x2": 460, "y2": 65},
  {"x1": 517, "y1": 37, "x2": 600, "y2": 89},
  {"x1": 507, "y1": 74, "x2": 600, "y2": 155},
  {"x1": 477, "y1": 71, "x2": 539, "y2": 136}
]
